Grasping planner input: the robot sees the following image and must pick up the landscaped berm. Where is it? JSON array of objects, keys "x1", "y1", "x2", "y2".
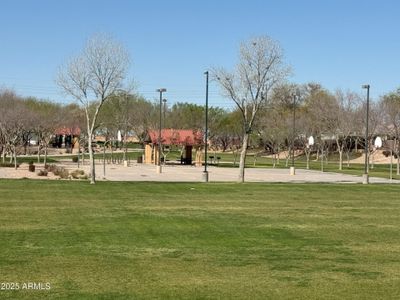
[{"x1": 1, "y1": 180, "x2": 400, "y2": 299}]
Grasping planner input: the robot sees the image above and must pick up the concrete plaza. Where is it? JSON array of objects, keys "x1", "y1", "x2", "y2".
[
  {"x1": 90, "y1": 163, "x2": 398, "y2": 184},
  {"x1": 1, "y1": 161, "x2": 398, "y2": 183}
]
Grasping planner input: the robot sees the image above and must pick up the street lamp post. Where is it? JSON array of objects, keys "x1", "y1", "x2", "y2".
[
  {"x1": 202, "y1": 71, "x2": 209, "y2": 182},
  {"x1": 290, "y1": 91, "x2": 297, "y2": 175},
  {"x1": 307, "y1": 136, "x2": 314, "y2": 170},
  {"x1": 156, "y1": 88, "x2": 166, "y2": 173},
  {"x1": 387, "y1": 140, "x2": 395, "y2": 182},
  {"x1": 362, "y1": 84, "x2": 370, "y2": 184},
  {"x1": 163, "y1": 98, "x2": 167, "y2": 126}
]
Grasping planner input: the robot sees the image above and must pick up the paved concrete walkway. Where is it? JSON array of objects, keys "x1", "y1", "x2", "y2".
[{"x1": 81, "y1": 163, "x2": 399, "y2": 183}]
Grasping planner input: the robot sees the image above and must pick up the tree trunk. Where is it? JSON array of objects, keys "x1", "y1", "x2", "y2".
[
  {"x1": 232, "y1": 149, "x2": 237, "y2": 166},
  {"x1": 13, "y1": 146, "x2": 17, "y2": 169},
  {"x1": 336, "y1": 139, "x2": 343, "y2": 170},
  {"x1": 346, "y1": 151, "x2": 350, "y2": 167},
  {"x1": 124, "y1": 144, "x2": 127, "y2": 162},
  {"x1": 103, "y1": 144, "x2": 106, "y2": 178},
  {"x1": 306, "y1": 149, "x2": 310, "y2": 169},
  {"x1": 238, "y1": 133, "x2": 249, "y2": 183},
  {"x1": 44, "y1": 145, "x2": 48, "y2": 166},
  {"x1": 325, "y1": 147, "x2": 329, "y2": 165},
  {"x1": 370, "y1": 150, "x2": 374, "y2": 170},
  {"x1": 285, "y1": 147, "x2": 290, "y2": 167},
  {"x1": 122, "y1": 132, "x2": 127, "y2": 165},
  {"x1": 88, "y1": 136, "x2": 95, "y2": 184},
  {"x1": 37, "y1": 144, "x2": 41, "y2": 163},
  {"x1": 355, "y1": 138, "x2": 358, "y2": 153}
]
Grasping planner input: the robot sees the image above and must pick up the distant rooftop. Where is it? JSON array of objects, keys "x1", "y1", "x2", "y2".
[{"x1": 147, "y1": 129, "x2": 203, "y2": 146}]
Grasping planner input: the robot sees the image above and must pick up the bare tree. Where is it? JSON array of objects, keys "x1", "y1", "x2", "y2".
[
  {"x1": 258, "y1": 108, "x2": 290, "y2": 168},
  {"x1": 358, "y1": 99, "x2": 383, "y2": 172},
  {"x1": 56, "y1": 34, "x2": 130, "y2": 184},
  {"x1": 98, "y1": 89, "x2": 139, "y2": 161},
  {"x1": 214, "y1": 36, "x2": 290, "y2": 182},
  {"x1": 0, "y1": 91, "x2": 30, "y2": 168},
  {"x1": 381, "y1": 90, "x2": 400, "y2": 174},
  {"x1": 25, "y1": 98, "x2": 64, "y2": 164},
  {"x1": 333, "y1": 90, "x2": 362, "y2": 170}
]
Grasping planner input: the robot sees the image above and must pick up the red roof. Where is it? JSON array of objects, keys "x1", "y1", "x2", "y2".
[
  {"x1": 148, "y1": 129, "x2": 203, "y2": 146},
  {"x1": 55, "y1": 127, "x2": 81, "y2": 136}
]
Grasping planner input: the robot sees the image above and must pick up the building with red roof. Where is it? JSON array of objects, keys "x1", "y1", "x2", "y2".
[
  {"x1": 144, "y1": 129, "x2": 203, "y2": 165},
  {"x1": 53, "y1": 126, "x2": 81, "y2": 152},
  {"x1": 147, "y1": 129, "x2": 203, "y2": 146}
]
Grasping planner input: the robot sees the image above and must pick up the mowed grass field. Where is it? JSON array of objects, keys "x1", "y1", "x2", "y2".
[{"x1": 0, "y1": 180, "x2": 400, "y2": 299}]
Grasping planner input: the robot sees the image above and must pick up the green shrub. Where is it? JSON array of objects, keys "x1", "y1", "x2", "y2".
[
  {"x1": 72, "y1": 156, "x2": 79, "y2": 163},
  {"x1": 28, "y1": 164, "x2": 36, "y2": 172}
]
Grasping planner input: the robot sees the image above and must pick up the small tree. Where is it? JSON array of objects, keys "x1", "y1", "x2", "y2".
[
  {"x1": 333, "y1": 90, "x2": 362, "y2": 170},
  {"x1": 0, "y1": 91, "x2": 29, "y2": 168},
  {"x1": 381, "y1": 90, "x2": 400, "y2": 174},
  {"x1": 25, "y1": 98, "x2": 63, "y2": 164},
  {"x1": 214, "y1": 36, "x2": 290, "y2": 182},
  {"x1": 57, "y1": 34, "x2": 130, "y2": 184}
]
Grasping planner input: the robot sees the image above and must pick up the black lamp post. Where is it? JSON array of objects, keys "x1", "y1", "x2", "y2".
[
  {"x1": 290, "y1": 90, "x2": 299, "y2": 175},
  {"x1": 163, "y1": 98, "x2": 167, "y2": 127},
  {"x1": 362, "y1": 84, "x2": 370, "y2": 184},
  {"x1": 203, "y1": 71, "x2": 209, "y2": 182},
  {"x1": 292, "y1": 93, "x2": 296, "y2": 166},
  {"x1": 156, "y1": 88, "x2": 166, "y2": 173}
]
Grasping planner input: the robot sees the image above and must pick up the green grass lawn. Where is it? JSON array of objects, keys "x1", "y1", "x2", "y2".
[
  {"x1": 210, "y1": 152, "x2": 400, "y2": 180},
  {"x1": 0, "y1": 180, "x2": 400, "y2": 299}
]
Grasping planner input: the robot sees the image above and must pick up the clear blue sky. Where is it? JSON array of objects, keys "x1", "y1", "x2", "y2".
[{"x1": 0, "y1": 0, "x2": 399, "y2": 108}]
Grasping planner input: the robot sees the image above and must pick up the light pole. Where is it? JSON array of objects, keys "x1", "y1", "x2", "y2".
[
  {"x1": 290, "y1": 90, "x2": 298, "y2": 176},
  {"x1": 362, "y1": 84, "x2": 370, "y2": 184},
  {"x1": 307, "y1": 136, "x2": 314, "y2": 170},
  {"x1": 387, "y1": 140, "x2": 395, "y2": 182},
  {"x1": 156, "y1": 88, "x2": 166, "y2": 173},
  {"x1": 203, "y1": 71, "x2": 209, "y2": 182},
  {"x1": 163, "y1": 98, "x2": 167, "y2": 127}
]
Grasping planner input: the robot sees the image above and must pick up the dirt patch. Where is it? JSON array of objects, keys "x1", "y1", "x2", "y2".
[{"x1": 349, "y1": 150, "x2": 398, "y2": 165}]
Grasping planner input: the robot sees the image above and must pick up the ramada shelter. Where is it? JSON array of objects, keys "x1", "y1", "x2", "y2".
[
  {"x1": 53, "y1": 127, "x2": 81, "y2": 153},
  {"x1": 144, "y1": 129, "x2": 203, "y2": 165}
]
